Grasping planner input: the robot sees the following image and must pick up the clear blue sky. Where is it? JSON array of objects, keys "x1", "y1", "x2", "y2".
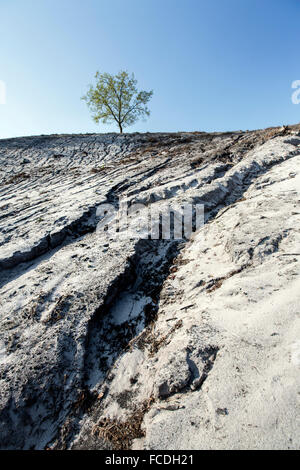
[{"x1": 1, "y1": 0, "x2": 300, "y2": 138}]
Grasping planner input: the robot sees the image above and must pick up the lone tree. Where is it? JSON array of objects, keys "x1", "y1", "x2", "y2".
[{"x1": 82, "y1": 71, "x2": 153, "y2": 133}]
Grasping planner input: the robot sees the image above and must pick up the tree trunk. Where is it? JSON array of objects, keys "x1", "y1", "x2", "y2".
[{"x1": 119, "y1": 123, "x2": 123, "y2": 134}]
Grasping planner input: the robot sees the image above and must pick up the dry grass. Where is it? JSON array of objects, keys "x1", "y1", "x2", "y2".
[
  {"x1": 125, "y1": 316, "x2": 183, "y2": 357},
  {"x1": 148, "y1": 319, "x2": 183, "y2": 355},
  {"x1": 206, "y1": 266, "x2": 246, "y2": 293},
  {"x1": 4, "y1": 172, "x2": 30, "y2": 185},
  {"x1": 91, "y1": 397, "x2": 154, "y2": 450}
]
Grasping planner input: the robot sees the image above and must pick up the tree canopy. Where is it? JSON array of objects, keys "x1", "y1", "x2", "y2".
[{"x1": 82, "y1": 71, "x2": 153, "y2": 133}]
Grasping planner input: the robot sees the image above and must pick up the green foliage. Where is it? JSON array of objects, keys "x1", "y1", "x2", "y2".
[{"x1": 82, "y1": 71, "x2": 153, "y2": 133}]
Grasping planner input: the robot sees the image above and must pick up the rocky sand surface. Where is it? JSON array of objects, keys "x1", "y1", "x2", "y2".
[{"x1": 0, "y1": 126, "x2": 299, "y2": 449}]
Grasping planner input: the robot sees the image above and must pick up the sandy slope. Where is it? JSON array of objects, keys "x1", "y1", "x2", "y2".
[{"x1": 0, "y1": 127, "x2": 299, "y2": 449}]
